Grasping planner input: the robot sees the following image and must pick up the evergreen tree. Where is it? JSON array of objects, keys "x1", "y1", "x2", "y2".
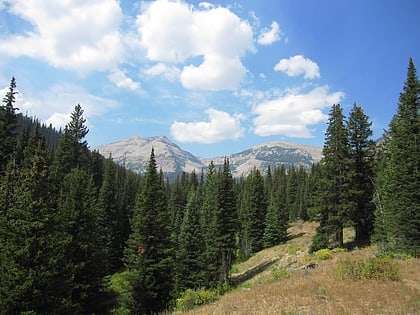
[
  {"x1": 58, "y1": 168, "x2": 108, "y2": 313},
  {"x1": 347, "y1": 103, "x2": 375, "y2": 244},
  {"x1": 263, "y1": 166, "x2": 289, "y2": 247},
  {"x1": 374, "y1": 58, "x2": 420, "y2": 256},
  {"x1": 0, "y1": 126, "x2": 75, "y2": 314},
  {"x1": 0, "y1": 77, "x2": 19, "y2": 174},
  {"x1": 200, "y1": 161, "x2": 220, "y2": 287},
  {"x1": 124, "y1": 149, "x2": 173, "y2": 314},
  {"x1": 51, "y1": 104, "x2": 90, "y2": 179},
  {"x1": 215, "y1": 158, "x2": 238, "y2": 284},
  {"x1": 175, "y1": 188, "x2": 206, "y2": 294},
  {"x1": 239, "y1": 167, "x2": 267, "y2": 258},
  {"x1": 310, "y1": 104, "x2": 353, "y2": 252}
]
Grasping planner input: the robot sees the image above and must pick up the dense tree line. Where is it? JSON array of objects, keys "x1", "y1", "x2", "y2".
[{"x1": 0, "y1": 58, "x2": 418, "y2": 314}]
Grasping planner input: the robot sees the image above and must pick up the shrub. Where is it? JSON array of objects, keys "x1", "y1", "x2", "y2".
[
  {"x1": 314, "y1": 248, "x2": 333, "y2": 260},
  {"x1": 271, "y1": 268, "x2": 290, "y2": 281},
  {"x1": 175, "y1": 288, "x2": 220, "y2": 311},
  {"x1": 336, "y1": 256, "x2": 401, "y2": 281},
  {"x1": 107, "y1": 271, "x2": 134, "y2": 315}
]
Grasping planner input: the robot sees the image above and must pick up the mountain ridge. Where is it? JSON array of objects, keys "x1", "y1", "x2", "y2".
[{"x1": 95, "y1": 135, "x2": 323, "y2": 178}]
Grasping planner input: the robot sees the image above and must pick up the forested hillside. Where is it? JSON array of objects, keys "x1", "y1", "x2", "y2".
[{"x1": 0, "y1": 59, "x2": 418, "y2": 314}]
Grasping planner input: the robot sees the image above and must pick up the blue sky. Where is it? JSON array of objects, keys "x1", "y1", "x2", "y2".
[{"x1": 0, "y1": 0, "x2": 419, "y2": 157}]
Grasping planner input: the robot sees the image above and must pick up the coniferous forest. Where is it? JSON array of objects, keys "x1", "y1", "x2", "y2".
[{"x1": 0, "y1": 59, "x2": 418, "y2": 314}]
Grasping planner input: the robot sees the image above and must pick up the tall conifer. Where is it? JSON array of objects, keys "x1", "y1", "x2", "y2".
[
  {"x1": 374, "y1": 58, "x2": 420, "y2": 256},
  {"x1": 124, "y1": 148, "x2": 173, "y2": 314}
]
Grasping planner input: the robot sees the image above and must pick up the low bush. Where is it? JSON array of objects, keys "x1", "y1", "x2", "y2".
[
  {"x1": 336, "y1": 256, "x2": 401, "y2": 281},
  {"x1": 314, "y1": 248, "x2": 333, "y2": 260},
  {"x1": 175, "y1": 288, "x2": 220, "y2": 311},
  {"x1": 271, "y1": 268, "x2": 290, "y2": 281}
]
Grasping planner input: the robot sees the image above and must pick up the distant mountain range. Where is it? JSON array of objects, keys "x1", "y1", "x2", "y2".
[{"x1": 95, "y1": 136, "x2": 323, "y2": 178}]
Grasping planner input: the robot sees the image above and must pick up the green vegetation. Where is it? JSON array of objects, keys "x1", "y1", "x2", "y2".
[
  {"x1": 336, "y1": 256, "x2": 401, "y2": 281},
  {"x1": 0, "y1": 58, "x2": 418, "y2": 314}
]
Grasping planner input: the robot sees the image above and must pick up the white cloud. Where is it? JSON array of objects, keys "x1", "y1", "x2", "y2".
[
  {"x1": 274, "y1": 55, "x2": 320, "y2": 79},
  {"x1": 253, "y1": 86, "x2": 344, "y2": 137},
  {"x1": 170, "y1": 108, "x2": 245, "y2": 143},
  {"x1": 142, "y1": 63, "x2": 181, "y2": 82},
  {"x1": 136, "y1": 0, "x2": 254, "y2": 90},
  {"x1": 0, "y1": 0, "x2": 123, "y2": 74},
  {"x1": 15, "y1": 84, "x2": 118, "y2": 130},
  {"x1": 108, "y1": 69, "x2": 141, "y2": 91},
  {"x1": 181, "y1": 55, "x2": 246, "y2": 90},
  {"x1": 45, "y1": 113, "x2": 71, "y2": 130},
  {"x1": 257, "y1": 21, "x2": 281, "y2": 45}
]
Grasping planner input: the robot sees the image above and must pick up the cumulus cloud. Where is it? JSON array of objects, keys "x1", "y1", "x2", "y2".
[
  {"x1": 170, "y1": 108, "x2": 245, "y2": 143},
  {"x1": 108, "y1": 69, "x2": 141, "y2": 91},
  {"x1": 181, "y1": 55, "x2": 246, "y2": 90},
  {"x1": 136, "y1": 0, "x2": 254, "y2": 90},
  {"x1": 252, "y1": 86, "x2": 344, "y2": 137},
  {"x1": 14, "y1": 84, "x2": 118, "y2": 130},
  {"x1": 142, "y1": 63, "x2": 181, "y2": 82},
  {"x1": 257, "y1": 21, "x2": 281, "y2": 45},
  {"x1": 0, "y1": 0, "x2": 124, "y2": 74},
  {"x1": 274, "y1": 55, "x2": 320, "y2": 79}
]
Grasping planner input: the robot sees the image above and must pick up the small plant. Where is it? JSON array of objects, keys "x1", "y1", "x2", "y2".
[
  {"x1": 314, "y1": 248, "x2": 333, "y2": 260},
  {"x1": 331, "y1": 247, "x2": 347, "y2": 253},
  {"x1": 175, "y1": 288, "x2": 220, "y2": 311},
  {"x1": 336, "y1": 256, "x2": 401, "y2": 281},
  {"x1": 271, "y1": 268, "x2": 290, "y2": 281}
]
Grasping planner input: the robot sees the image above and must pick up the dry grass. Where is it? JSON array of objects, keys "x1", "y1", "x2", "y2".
[{"x1": 174, "y1": 222, "x2": 420, "y2": 315}]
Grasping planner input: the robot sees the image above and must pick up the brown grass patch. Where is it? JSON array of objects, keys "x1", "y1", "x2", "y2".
[{"x1": 175, "y1": 222, "x2": 420, "y2": 315}]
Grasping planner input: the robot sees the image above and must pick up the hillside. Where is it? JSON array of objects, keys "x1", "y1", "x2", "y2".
[
  {"x1": 175, "y1": 222, "x2": 420, "y2": 315},
  {"x1": 95, "y1": 136, "x2": 323, "y2": 178}
]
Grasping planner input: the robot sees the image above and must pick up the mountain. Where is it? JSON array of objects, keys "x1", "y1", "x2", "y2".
[{"x1": 95, "y1": 135, "x2": 323, "y2": 178}]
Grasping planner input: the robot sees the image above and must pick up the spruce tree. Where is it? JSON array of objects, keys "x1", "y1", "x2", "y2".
[
  {"x1": 0, "y1": 125, "x2": 75, "y2": 314},
  {"x1": 175, "y1": 188, "x2": 206, "y2": 294},
  {"x1": 0, "y1": 77, "x2": 18, "y2": 174},
  {"x1": 200, "y1": 161, "x2": 220, "y2": 287},
  {"x1": 124, "y1": 148, "x2": 173, "y2": 314},
  {"x1": 58, "y1": 168, "x2": 108, "y2": 313},
  {"x1": 374, "y1": 58, "x2": 420, "y2": 256},
  {"x1": 347, "y1": 103, "x2": 375, "y2": 244},
  {"x1": 216, "y1": 158, "x2": 238, "y2": 284},
  {"x1": 239, "y1": 167, "x2": 267, "y2": 258},
  {"x1": 310, "y1": 104, "x2": 353, "y2": 252},
  {"x1": 263, "y1": 166, "x2": 288, "y2": 247}
]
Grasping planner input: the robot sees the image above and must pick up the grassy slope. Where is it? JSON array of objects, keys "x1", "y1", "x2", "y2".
[{"x1": 177, "y1": 222, "x2": 420, "y2": 315}]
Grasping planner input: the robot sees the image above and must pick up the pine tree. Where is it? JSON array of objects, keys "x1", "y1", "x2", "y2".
[
  {"x1": 216, "y1": 158, "x2": 238, "y2": 284},
  {"x1": 239, "y1": 167, "x2": 267, "y2": 258},
  {"x1": 374, "y1": 58, "x2": 420, "y2": 256},
  {"x1": 58, "y1": 168, "x2": 108, "y2": 313},
  {"x1": 175, "y1": 188, "x2": 206, "y2": 294},
  {"x1": 0, "y1": 77, "x2": 19, "y2": 174},
  {"x1": 200, "y1": 161, "x2": 220, "y2": 287},
  {"x1": 310, "y1": 104, "x2": 353, "y2": 252},
  {"x1": 0, "y1": 125, "x2": 75, "y2": 314},
  {"x1": 263, "y1": 166, "x2": 289, "y2": 247},
  {"x1": 124, "y1": 148, "x2": 173, "y2": 314},
  {"x1": 347, "y1": 103, "x2": 375, "y2": 244}
]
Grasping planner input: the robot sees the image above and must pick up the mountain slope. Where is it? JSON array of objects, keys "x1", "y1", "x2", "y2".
[
  {"x1": 95, "y1": 136, "x2": 323, "y2": 177},
  {"x1": 176, "y1": 223, "x2": 420, "y2": 315},
  {"x1": 95, "y1": 135, "x2": 203, "y2": 174}
]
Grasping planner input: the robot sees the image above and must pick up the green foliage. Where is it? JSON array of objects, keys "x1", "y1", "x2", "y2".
[
  {"x1": 108, "y1": 271, "x2": 133, "y2": 315},
  {"x1": 271, "y1": 268, "x2": 290, "y2": 281},
  {"x1": 175, "y1": 288, "x2": 220, "y2": 311},
  {"x1": 374, "y1": 58, "x2": 420, "y2": 257},
  {"x1": 314, "y1": 248, "x2": 333, "y2": 260},
  {"x1": 336, "y1": 257, "x2": 401, "y2": 281},
  {"x1": 123, "y1": 148, "x2": 173, "y2": 314}
]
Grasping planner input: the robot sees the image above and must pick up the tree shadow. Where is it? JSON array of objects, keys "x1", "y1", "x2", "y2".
[
  {"x1": 230, "y1": 260, "x2": 277, "y2": 287},
  {"x1": 287, "y1": 232, "x2": 305, "y2": 241}
]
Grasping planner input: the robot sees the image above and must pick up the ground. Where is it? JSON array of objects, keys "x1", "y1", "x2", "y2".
[{"x1": 173, "y1": 222, "x2": 420, "y2": 315}]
